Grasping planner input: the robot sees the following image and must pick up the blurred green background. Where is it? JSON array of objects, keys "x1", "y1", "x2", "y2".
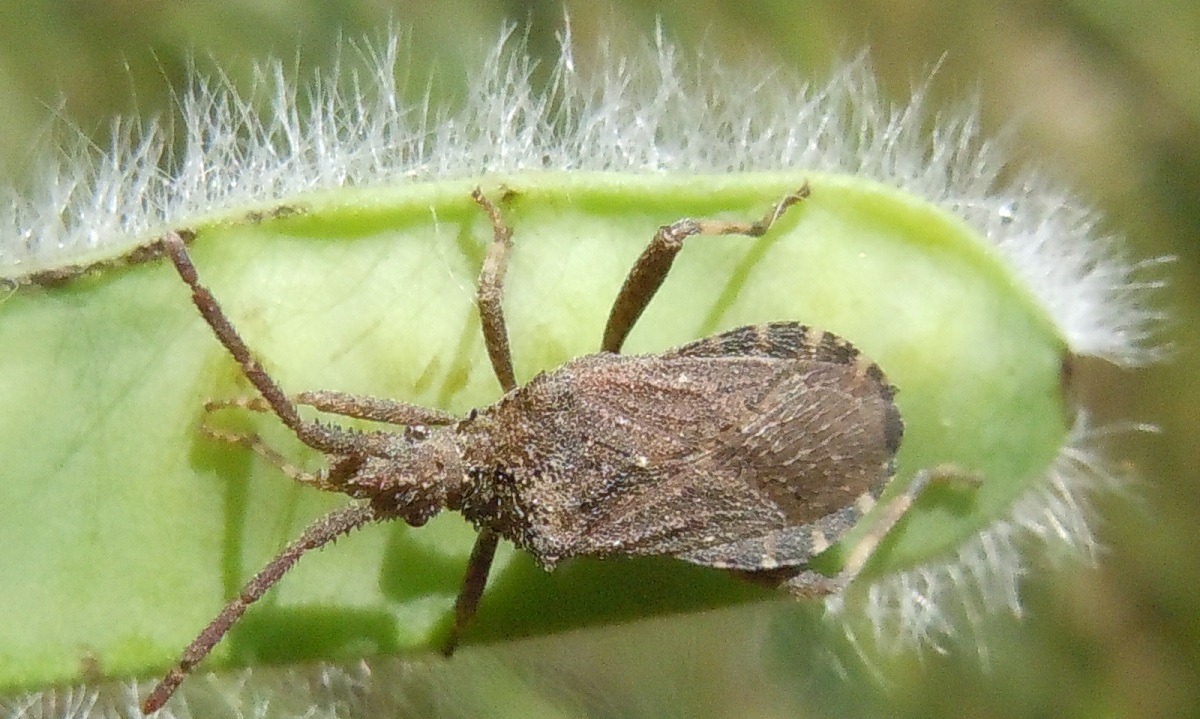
[{"x1": 0, "y1": 1, "x2": 1193, "y2": 717}]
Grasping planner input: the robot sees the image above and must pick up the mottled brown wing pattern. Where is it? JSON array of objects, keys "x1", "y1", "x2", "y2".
[
  {"x1": 669, "y1": 324, "x2": 903, "y2": 574},
  {"x1": 460, "y1": 322, "x2": 902, "y2": 574},
  {"x1": 676, "y1": 357, "x2": 898, "y2": 573},
  {"x1": 458, "y1": 351, "x2": 790, "y2": 564},
  {"x1": 669, "y1": 322, "x2": 891, "y2": 389}
]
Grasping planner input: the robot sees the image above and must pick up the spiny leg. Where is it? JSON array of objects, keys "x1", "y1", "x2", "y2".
[
  {"x1": 141, "y1": 504, "x2": 380, "y2": 714},
  {"x1": 781, "y1": 465, "x2": 979, "y2": 597},
  {"x1": 441, "y1": 189, "x2": 520, "y2": 656},
  {"x1": 470, "y1": 188, "x2": 518, "y2": 394},
  {"x1": 441, "y1": 527, "x2": 500, "y2": 656},
  {"x1": 601, "y1": 184, "x2": 811, "y2": 354},
  {"x1": 161, "y1": 232, "x2": 365, "y2": 456}
]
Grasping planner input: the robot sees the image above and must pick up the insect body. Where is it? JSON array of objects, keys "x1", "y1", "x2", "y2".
[
  {"x1": 143, "y1": 184, "x2": 918, "y2": 713},
  {"x1": 456, "y1": 324, "x2": 901, "y2": 574}
]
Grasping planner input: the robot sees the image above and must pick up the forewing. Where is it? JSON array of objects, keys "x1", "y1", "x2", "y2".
[
  {"x1": 580, "y1": 359, "x2": 896, "y2": 558},
  {"x1": 467, "y1": 323, "x2": 901, "y2": 572},
  {"x1": 551, "y1": 328, "x2": 896, "y2": 562}
]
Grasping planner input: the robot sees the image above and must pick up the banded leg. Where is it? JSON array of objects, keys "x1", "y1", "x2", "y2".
[
  {"x1": 142, "y1": 504, "x2": 380, "y2": 714},
  {"x1": 601, "y1": 184, "x2": 811, "y2": 354},
  {"x1": 441, "y1": 189, "x2": 521, "y2": 655}
]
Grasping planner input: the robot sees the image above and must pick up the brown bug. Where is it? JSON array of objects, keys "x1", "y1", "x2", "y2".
[{"x1": 143, "y1": 183, "x2": 928, "y2": 712}]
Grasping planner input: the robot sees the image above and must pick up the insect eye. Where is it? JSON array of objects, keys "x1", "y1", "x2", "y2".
[{"x1": 404, "y1": 425, "x2": 430, "y2": 442}]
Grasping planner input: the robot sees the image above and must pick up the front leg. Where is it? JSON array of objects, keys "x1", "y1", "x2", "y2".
[
  {"x1": 471, "y1": 188, "x2": 518, "y2": 394},
  {"x1": 440, "y1": 189, "x2": 521, "y2": 656},
  {"x1": 441, "y1": 528, "x2": 500, "y2": 655}
]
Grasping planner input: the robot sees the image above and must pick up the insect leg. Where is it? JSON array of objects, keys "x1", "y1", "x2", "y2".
[
  {"x1": 141, "y1": 504, "x2": 380, "y2": 714},
  {"x1": 782, "y1": 465, "x2": 979, "y2": 597},
  {"x1": 441, "y1": 527, "x2": 500, "y2": 656},
  {"x1": 601, "y1": 183, "x2": 811, "y2": 353},
  {"x1": 161, "y1": 232, "x2": 368, "y2": 456},
  {"x1": 470, "y1": 188, "x2": 518, "y2": 394},
  {"x1": 439, "y1": 190, "x2": 518, "y2": 655}
]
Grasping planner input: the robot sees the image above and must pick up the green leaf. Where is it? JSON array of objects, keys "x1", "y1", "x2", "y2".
[{"x1": 0, "y1": 171, "x2": 1069, "y2": 692}]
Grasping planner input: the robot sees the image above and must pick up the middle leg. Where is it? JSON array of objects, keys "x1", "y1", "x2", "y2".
[{"x1": 601, "y1": 184, "x2": 811, "y2": 354}]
